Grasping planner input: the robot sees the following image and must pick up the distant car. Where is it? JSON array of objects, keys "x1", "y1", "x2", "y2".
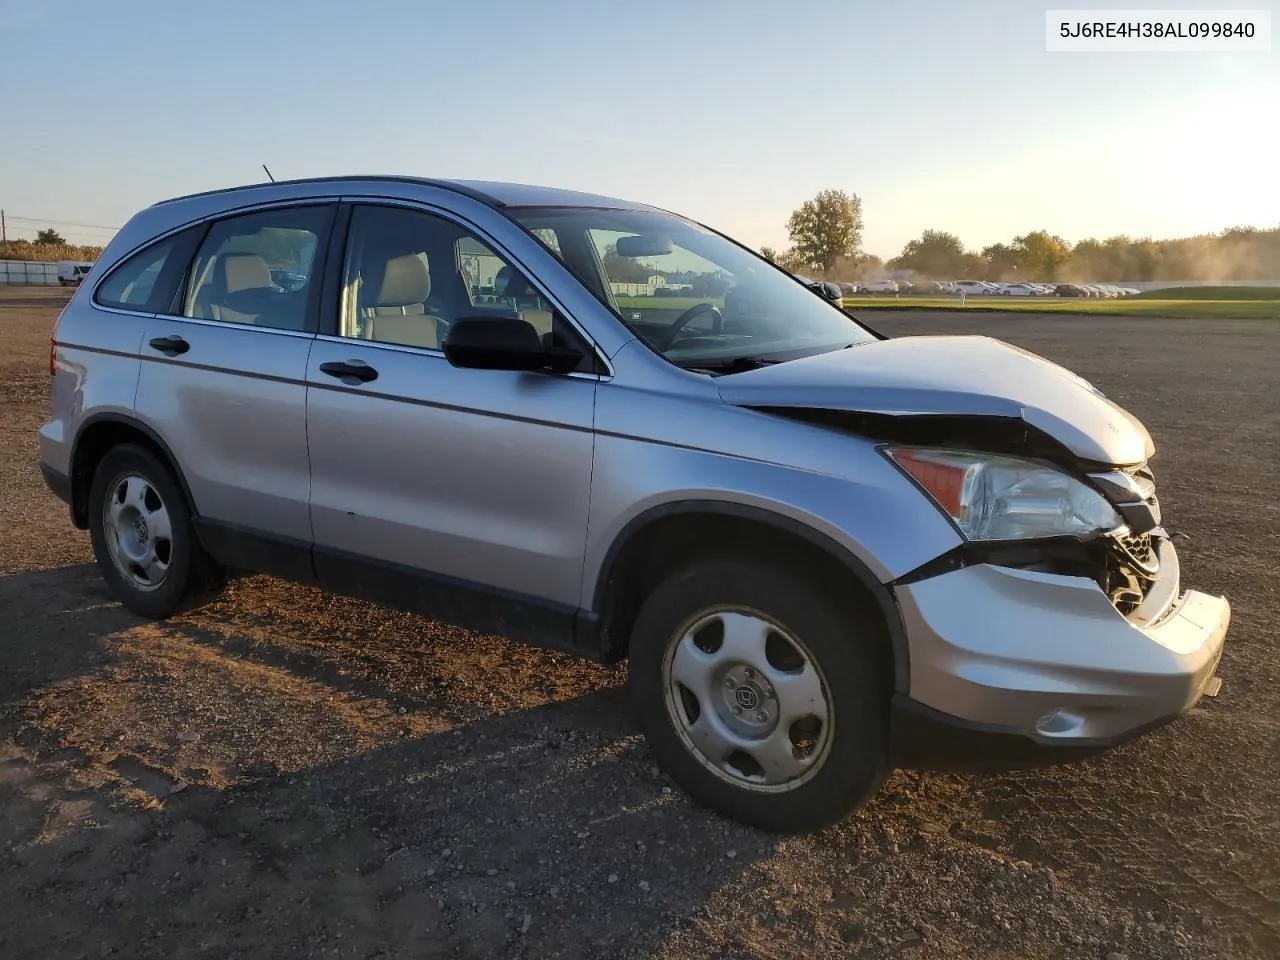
[
  {"x1": 57, "y1": 260, "x2": 95, "y2": 287},
  {"x1": 999, "y1": 283, "x2": 1040, "y2": 297},
  {"x1": 269, "y1": 269, "x2": 308, "y2": 292},
  {"x1": 953, "y1": 280, "x2": 996, "y2": 296},
  {"x1": 860, "y1": 280, "x2": 899, "y2": 294},
  {"x1": 1054, "y1": 284, "x2": 1086, "y2": 297}
]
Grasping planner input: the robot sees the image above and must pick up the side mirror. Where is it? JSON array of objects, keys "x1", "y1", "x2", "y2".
[
  {"x1": 443, "y1": 317, "x2": 583, "y2": 374},
  {"x1": 807, "y1": 280, "x2": 842, "y2": 302}
]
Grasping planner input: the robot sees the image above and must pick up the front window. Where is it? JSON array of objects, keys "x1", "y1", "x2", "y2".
[
  {"x1": 506, "y1": 206, "x2": 877, "y2": 371},
  {"x1": 335, "y1": 204, "x2": 588, "y2": 362}
]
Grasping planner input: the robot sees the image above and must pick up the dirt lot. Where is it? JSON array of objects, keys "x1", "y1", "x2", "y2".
[{"x1": 1, "y1": 286, "x2": 1277, "y2": 959}]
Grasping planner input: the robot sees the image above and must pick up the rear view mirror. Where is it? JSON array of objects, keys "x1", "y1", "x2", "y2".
[
  {"x1": 615, "y1": 234, "x2": 674, "y2": 257},
  {"x1": 443, "y1": 317, "x2": 583, "y2": 374}
]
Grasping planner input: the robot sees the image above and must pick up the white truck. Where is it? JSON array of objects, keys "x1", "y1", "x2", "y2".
[{"x1": 57, "y1": 261, "x2": 95, "y2": 287}]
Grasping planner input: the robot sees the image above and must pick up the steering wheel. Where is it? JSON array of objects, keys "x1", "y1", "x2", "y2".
[{"x1": 656, "y1": 302, "x2": 723, "y2": 350}]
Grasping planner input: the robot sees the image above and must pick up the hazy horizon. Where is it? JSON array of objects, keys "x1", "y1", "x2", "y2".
[{"x1": 1, "y1": 0, "x2": 1276, "y2": 260}]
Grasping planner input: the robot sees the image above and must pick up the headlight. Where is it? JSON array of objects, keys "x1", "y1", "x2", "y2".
[{"x1": 884, "y1": 446, "x2": 1123, "y2": 541}]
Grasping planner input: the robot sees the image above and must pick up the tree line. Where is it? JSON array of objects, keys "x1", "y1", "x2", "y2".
[
  {"x1": 7, "y1": 206, "x2": 1280, "y2": 284},
  {"x1": 762, "y1": 190, "x2": 1280, "y2": 283}
]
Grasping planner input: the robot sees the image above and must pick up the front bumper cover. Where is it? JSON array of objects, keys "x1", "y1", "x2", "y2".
[{"x1": 888, "y1": 540, "x2": 1228, "y2": 769}]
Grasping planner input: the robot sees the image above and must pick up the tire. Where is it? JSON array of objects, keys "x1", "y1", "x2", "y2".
[
  {"x1": 628, "y1": 558, "x2": 889, "y2": 833},
  {"x1": 87, "y1": 443, "x2": 224, "y2": 619}
]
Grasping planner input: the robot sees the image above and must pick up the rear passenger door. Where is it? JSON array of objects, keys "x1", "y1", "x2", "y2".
[
  {"x1": 305, "y1": 202, "x2": 599, "y2": 640},
  {"x1": 134, "y1": 202, "x2": 336, "y2": 578}
]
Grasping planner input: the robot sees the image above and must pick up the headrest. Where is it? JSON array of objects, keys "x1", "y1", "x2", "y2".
[
  {"x1": 221, "y1": 254, "x2": 272, "y2": 293},
  {"x1": 373, "y1": 254, "x2": 431, "y2": 307},
  {"x1": 494, "y1": 265, "x2": 534, "y2": 299}
]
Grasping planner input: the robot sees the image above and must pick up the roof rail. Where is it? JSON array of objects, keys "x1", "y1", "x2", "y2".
[{"x1": 150, "y1": 175, "x2": 504, "y2": 208}]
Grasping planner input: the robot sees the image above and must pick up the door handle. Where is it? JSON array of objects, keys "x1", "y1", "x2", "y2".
[
  {"x1": 148, "y1": 335, "x2": 190, "y2": 357},
  {"x1": 319, "y1": 359, "x2": 379, "y2": 384}
]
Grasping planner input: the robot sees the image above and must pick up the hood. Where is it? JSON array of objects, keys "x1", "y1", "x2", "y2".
[{"x1": 716, "y1": 335, "x2": 1154, "y2": 466}]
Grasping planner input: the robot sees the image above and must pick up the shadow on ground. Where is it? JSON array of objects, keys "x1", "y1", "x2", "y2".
[
  {"x1": 0, "y1": 560, "x2": 1272, "y2": 959},
  {"x1": 0, "y1": 565, "x2": 775, "y2": 959},
  {"x1": 1, "y1": 684, "x2": 775, "y2": 959},
  {"x1": 0, "y1": 564, "x2": 136, "y2": 704}
]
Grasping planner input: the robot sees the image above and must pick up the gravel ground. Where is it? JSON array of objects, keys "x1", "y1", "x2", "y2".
[{"x1": 1, "y1": 286, "x2": 1277, "y2": 959}]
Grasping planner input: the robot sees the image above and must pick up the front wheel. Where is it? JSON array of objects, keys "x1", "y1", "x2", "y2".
[{"x1": 628, "y1": 558, "x2": 889, "y2": 833}]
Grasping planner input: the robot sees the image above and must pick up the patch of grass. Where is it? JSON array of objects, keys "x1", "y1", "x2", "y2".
[
  {"x1": 844, "y1": 297, "x2": 1280, "y2": 320},
  {"x1": 1130, "y1": 285, "x2": 1280, "y2": 301}
]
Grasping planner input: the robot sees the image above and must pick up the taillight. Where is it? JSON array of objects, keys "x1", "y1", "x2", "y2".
[{"x1": 50, "y1": 301, "x2": 68, "y2": 375}]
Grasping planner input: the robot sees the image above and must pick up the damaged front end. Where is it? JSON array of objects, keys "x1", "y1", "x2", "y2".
[
  {"x1": 750, "y1": 407, "x2": 1175, "y2": 625},
  {"x1": 1085, "y1": 462, "x2": 1172, "y2": 622}
]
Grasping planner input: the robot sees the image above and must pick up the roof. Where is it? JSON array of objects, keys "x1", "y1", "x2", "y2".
[
  {"x1": 152, "y1": 175, "x2": 654, "y2": 212},
  {"x1": 441, "y1": 179, "x2": 652, "y2": 210}
]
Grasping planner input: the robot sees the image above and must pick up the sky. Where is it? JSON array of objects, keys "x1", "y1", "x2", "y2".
[{"x1": 1, "y1": 0, "x2": 1277, "y2": 259}]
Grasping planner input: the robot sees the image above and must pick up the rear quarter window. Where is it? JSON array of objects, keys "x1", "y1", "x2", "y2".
[{"x1": 95, "y1": 227, "x2": 203, "y2": 314}]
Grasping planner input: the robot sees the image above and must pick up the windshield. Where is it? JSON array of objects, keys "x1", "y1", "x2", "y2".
[{"x1": 506, "y1": 206, "x2": 877, "y2": 370}]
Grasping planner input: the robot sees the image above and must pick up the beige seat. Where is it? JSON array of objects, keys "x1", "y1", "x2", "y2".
[
  {"x1": 364, "y1": 254, "x2": 444, "y2": 349},
  {"x1": 493, "y1": 265, "x2": 553, "y2": 335},
  {"x1": 211, "y1": 253, "x2": 274, "y2": 324},
  {"x1": 519, "y1": 306, "x2": 554, "y2": 337}
]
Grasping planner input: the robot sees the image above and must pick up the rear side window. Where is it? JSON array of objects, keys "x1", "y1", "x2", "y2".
[
  {"x1": 182, "y1": 205, "x2": 334, "y2": 332},
  {"x1": 95, "y1": 234, "x2": 190, "y2": 312}
]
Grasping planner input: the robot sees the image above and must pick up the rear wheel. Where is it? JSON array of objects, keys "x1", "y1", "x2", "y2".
[
  {"x1": 88, "y1": 444, "x2": 224, "y2": 619},
  {"x1": 628, "y1": 558, "x2": 889, "y2": 833}
]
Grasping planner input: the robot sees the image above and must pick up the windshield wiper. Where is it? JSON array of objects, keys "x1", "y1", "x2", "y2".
[
  {"x1": 682, "y1": 341, "x2": 869, "y2": 374},
  {"x1": 682, "y1": 355, "x2": 783, "y2": 373}
]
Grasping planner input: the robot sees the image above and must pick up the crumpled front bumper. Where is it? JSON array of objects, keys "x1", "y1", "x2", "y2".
[{"x1": 887, "y1": 538, "x2": 1229, "y2": 769}]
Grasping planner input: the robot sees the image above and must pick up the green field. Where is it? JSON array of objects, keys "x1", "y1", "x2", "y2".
[
  {"x1": 613, "y1": 291, "x2": 1280, "y2": 319},
  {"x1": 614, "y1": 296, "x2": 725, "y2": 312},
  {"x1": 841, "y1": 295, "x2": 1280, "y2": 320},
  {"x1": 1130, "y1": 285, "x2": 1280, "y2": 301}
]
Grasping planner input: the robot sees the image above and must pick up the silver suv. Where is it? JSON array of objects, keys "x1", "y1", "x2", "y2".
[{"x1": 40, "y1": 177, "x2": 1230, "y2": 832}]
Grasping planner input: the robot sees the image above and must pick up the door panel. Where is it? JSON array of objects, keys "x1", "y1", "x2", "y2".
[
  {"x1": 306, "y1": 340, "x2": 596, "y2": 608},
  {"x1": 132, "y1": 202, "x2": 335, "y2": 553},
  {"x1": 135, "y1": 321, "x2": 315, "y2": 543}
]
